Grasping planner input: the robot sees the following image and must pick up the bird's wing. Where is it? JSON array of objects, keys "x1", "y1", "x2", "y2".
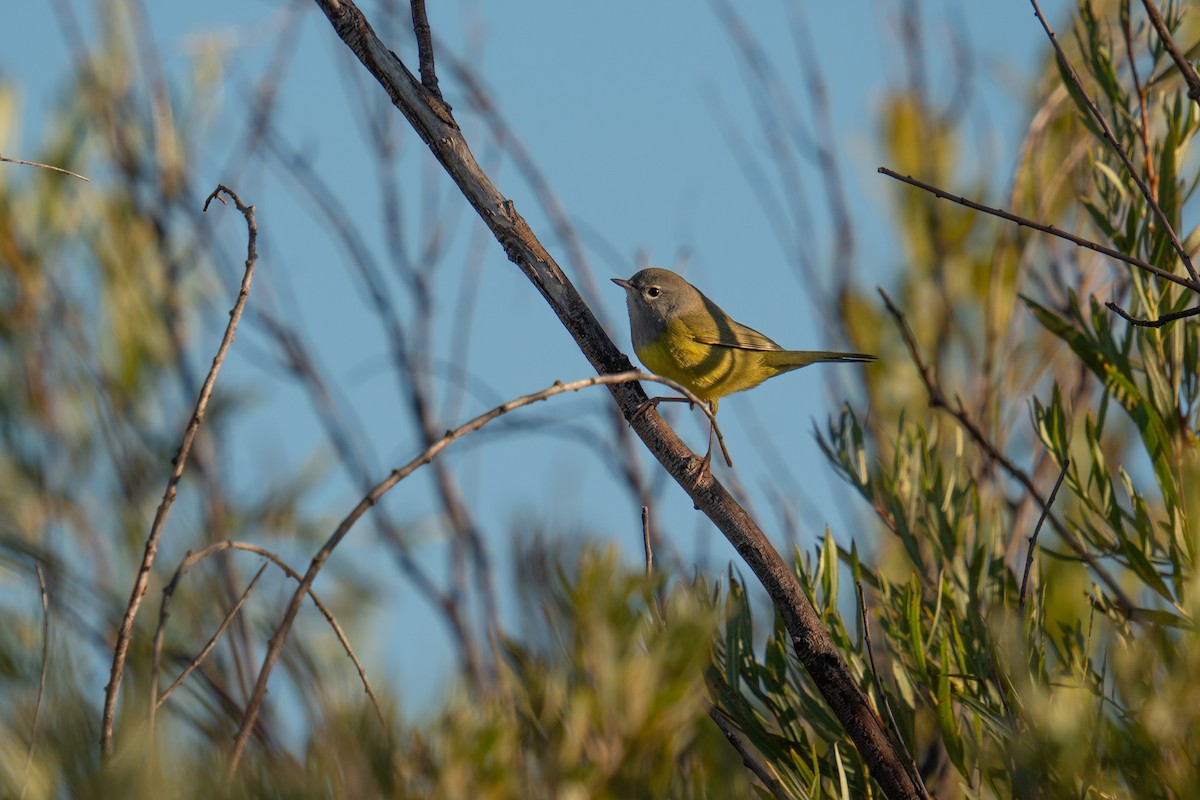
[{"x1": 683, "y1": 312, "x2": 783, "y2": 352}]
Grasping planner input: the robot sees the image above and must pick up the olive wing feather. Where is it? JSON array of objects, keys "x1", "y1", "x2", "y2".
[{"x1": 677, "y1": 305, "x2": 784, "y2": 352}]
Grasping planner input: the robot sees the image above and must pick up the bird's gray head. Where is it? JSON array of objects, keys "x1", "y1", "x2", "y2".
[{"x1": 611, "y1": 268, "x2": 703, "y2": 348}]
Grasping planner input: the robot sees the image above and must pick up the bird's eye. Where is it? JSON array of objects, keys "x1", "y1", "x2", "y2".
[{"x1": 646, "y1": 286, "x2": 661, "y2": 299}]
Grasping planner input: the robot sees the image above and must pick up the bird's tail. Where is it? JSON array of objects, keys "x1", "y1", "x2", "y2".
[{"x1": 766, "y1": 350, "x2": 877, "y2": 370}]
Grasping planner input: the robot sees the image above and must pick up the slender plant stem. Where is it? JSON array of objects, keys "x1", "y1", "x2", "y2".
[
  {"x1": 0, "y1": 154, "x2": 91, "y2": 182},
  {"x1": 101, "y1": 186, "x2": 258, "y2": 760},
  {"x1": 1020, "y1": 459, "x2": 1071, "y2": 612},
  {"x1": 857, "y1": 581, "x2": 931, "y2": 800}
]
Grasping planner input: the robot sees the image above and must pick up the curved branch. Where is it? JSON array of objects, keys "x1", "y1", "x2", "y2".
[{"x1": 0, "y1": 154, "x2": 92, "y2": 182}]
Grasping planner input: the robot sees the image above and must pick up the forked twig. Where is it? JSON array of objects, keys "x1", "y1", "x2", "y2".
[
  {"x1": 1105, "y1": 301, "x2": 1200, "y2": 328},
  {"x1": 101, "y1": 185, "x2": 258, "y2": 759},
  {"x1": 151, "y1": 541, "x2": 386, "y2": 733},
  {"x1": 150, "y1": 562, "x2": 268, "y2": 731},
  {"x1": 1020, "y1": 459, "x2": 1071, "y2": 612}
]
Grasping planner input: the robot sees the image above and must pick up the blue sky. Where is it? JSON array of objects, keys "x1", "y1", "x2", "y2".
[{"x1": 4, "y1": 0, "x2": 1066, "y2": 712}]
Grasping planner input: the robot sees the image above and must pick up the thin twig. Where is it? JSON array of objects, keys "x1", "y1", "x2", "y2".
[
  {"x1": 857, "y1": 582, "x2": 931, "y2": 800},
  {"x1": 1104, "y1": 300, "x2": 1200, "y2": 328},
  {"x1": 1120, "y1": 1, "x2": 1157, "y2": 197},
  {"x1": 641, "y1": 506, "x2": 653, "y2": 575},
  {"x1": 150, "y1": 562, "x2": 269, "y2": 733},
  {"x1": 878, "y1": 288, "x2": 1136, "y2": 618},
  {"x1": 101, "y1": 185, "x2": 258, "y2": 760},
  {"x1": 878, "y1": 168, "x2": 1199, "y2": 293},
  {"x1": 1028, "y1": 0, "x2": 1198, "y2": 284},
  {"x1": 20, "y1": 563, "x2": 50, "y2": 800},
  {"x1": 706, "y1": 705, "x2": 791, "y2": 800},
  {"x1": 1140, "y1": 0, "x2": 1200, "y2": 102},
  {"x1": 0, "y1": 154, "x2": 92, "y2": 182},
  {"x1": 408, "y1": 0, "x2": 442, "y2": 100},
  {"x1": 227, "y1": 370, "x2": 723, "y2": 774},
  {"x1": 1020, "y1": 459, "x2": 1071, "y2": 612}
]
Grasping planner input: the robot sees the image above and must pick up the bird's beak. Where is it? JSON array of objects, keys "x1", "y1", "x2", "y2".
[{"x1": 611, "y1": 277, "x2": 632, "y2": 290}]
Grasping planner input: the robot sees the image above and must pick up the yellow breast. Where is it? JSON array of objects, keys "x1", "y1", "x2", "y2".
[{"x1": 633, "y1": 318, "x2": 776, "y2": 404}]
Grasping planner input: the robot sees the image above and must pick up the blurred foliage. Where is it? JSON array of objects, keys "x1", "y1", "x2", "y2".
[
  {"x1": 5, "y1": 0, "x2": 1200, "y2": 799},
  {"x1": 396, "y1": 544, "x2": 745, "y2": 799}
]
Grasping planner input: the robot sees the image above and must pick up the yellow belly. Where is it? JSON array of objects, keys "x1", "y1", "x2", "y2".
[{"x1": 634, "y1": 327, "x2": 776, "y2": 406}]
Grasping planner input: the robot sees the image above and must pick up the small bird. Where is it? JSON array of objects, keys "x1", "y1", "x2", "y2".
[{"x1": 612, "y1": 267, "x2": 875, "y2": 467}]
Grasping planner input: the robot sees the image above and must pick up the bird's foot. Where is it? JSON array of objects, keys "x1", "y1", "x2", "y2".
[
  {"x1": 688, "y1": 445, "x2": 715, "y2": 485},
  {"x1": 631, "y1": 395, "x2": 692, "y2": 422}
]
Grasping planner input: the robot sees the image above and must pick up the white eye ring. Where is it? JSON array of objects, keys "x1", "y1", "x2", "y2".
[{"x1": 646, "y1": 286, "x2": 661, "y2": 298}]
